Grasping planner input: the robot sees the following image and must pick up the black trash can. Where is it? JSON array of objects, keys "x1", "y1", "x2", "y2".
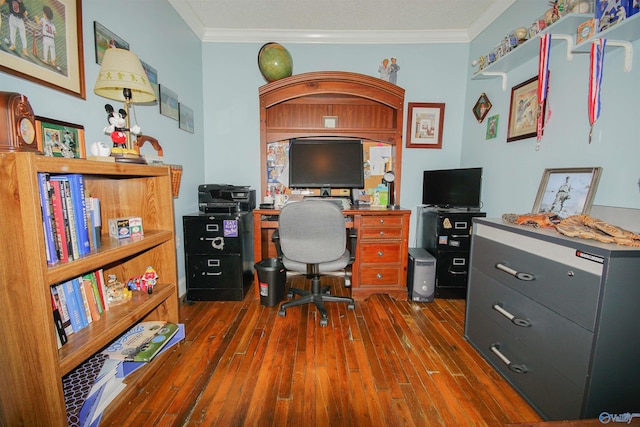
[{"x1": 254, "y1": 258, "x2": 286, "y2": 307}]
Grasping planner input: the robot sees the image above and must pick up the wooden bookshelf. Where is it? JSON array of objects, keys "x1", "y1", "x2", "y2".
[{"x1": 0, "y1": 152, "x2": 179, "y2": 426}]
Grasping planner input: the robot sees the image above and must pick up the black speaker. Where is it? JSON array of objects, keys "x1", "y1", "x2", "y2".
[{"x1": 407, "y1": 248, "x2": 436, "y2": 302}]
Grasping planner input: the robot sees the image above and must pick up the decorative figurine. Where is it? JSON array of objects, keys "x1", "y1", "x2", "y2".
[
  {"x1": 103, "y1": 103, "x2": 140, "y2": 154},
  {"x1": 105, "y1": 274, "x2": 132, "y2": 306},
  {"x1": 141, "y1": 266, "x2": 158, "y2": 294}
]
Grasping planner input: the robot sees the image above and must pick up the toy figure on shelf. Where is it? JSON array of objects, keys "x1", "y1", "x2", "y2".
[
  {"x1": 141, "y1": 266, "x2": 158, "y2": 294},
  {"x1": 105, "y1": 274, "x2": 132, "y2": 306},
  {"x1": 103, "y1": 103, "x2": 140, "y2": 155}
]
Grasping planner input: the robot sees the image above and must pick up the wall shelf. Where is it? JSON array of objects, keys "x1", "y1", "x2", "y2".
[{"x1": 472, "y1": 14, "x2": 592, "y2": 90}]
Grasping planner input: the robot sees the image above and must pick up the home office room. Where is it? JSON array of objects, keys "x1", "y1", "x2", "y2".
[{"x1": 1, "y1": 0, "x2": 639, "y2": 425}]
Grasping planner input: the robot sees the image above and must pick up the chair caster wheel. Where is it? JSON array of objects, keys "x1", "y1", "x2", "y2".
[
  {"x1": 348, "y1": 303, "x2": 355, "y2": 310},
  {"x1": 319, "y1": 317, "x2": 328, "y2": 327},
  {"x1": 287, "y1": 291, "x2": 293, "y2": 299},
  {"x1": 278, "y1": 309, "x2": 286, "y2": 317}
]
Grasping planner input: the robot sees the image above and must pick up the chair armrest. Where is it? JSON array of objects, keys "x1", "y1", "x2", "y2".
[
  {"x1": 271, "y1": 229, "x2": 283, "y2": 260},
  {"x1": 348, "y1": 228, "x2": 357, "y2": 264}
]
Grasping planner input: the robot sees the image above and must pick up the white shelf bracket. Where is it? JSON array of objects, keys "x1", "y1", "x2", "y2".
[
  {"x1": 480, "y1": 71, "x2": 508, "y2": 91},
  {"x1": 552, "y1": 34, "x2": 574, "y2": 61},
  {"x1": 605, "y1": 40, "x2": 633, "y2": 72}
]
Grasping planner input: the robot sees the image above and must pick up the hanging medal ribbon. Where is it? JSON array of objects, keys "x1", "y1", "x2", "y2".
[
  {"x1": 588, "y1": 39, "x2": 606, "y2": 144},
  {"x1": 536, "y1": 33, "x2": 551, "y2": 150}
]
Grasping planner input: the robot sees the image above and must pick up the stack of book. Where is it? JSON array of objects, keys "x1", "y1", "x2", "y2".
[
  {"x1": 37, "y1": 172, "x2": 102, "y2": 266},
  {"x1": 63, "y1": 321, "x2": 184, "y2": 427},
  {"x1": 50, "y1": 269, "x2": 110, "y2": 347}
]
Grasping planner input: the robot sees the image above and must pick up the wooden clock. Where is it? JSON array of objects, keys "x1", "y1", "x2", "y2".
[{"x1": 0, "y1": 91, "x2": 39, "y2": 153}]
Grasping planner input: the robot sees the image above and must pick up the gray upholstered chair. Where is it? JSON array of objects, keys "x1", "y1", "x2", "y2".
[{"x1": 273, "y1": 200, "x2": 356, "y2": 326}]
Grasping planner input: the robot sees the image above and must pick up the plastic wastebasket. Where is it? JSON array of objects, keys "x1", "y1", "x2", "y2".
[{"x1": 254, "y1": 258, "x2": 286, "y2": 307}]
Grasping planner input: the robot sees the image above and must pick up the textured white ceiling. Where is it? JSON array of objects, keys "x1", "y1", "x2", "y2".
[{"x1": 168, "y1": 0, "x2": 517, "y2": 43}]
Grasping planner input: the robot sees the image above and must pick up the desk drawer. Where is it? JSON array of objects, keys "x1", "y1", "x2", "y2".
[
  {"x1": 360, "y1": 227, "x2": 404, "y2": 240},
  {"x1": 360, "y1": 215, "x2": 404, "y2": 228},
  {"x1": 360, "y1": 243, "x2": 402, "y2": 263},
  {"x1": 467, "y1": 268, "x2": 593, "y2": 384},
  {"x1": 359, "y1": 266, "x2": 401, "y2": 285},
  {"x1": 471, "y1": 235, "x2": 601, "y2": 331}
]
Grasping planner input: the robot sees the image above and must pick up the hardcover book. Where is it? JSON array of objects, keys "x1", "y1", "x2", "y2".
[{"x1": 102, "y1": 321, "x2": 179, "y2": 362}]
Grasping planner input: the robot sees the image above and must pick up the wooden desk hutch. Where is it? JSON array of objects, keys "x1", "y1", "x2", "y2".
[{"x1": 256, "y1": 71, "x2": 410, "y2": 300}]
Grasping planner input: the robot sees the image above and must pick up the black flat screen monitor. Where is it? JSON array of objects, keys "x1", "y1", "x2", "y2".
[
  {"x1": 289, "y1": 139, "x2": 364, "y2": 196},
  {"x1": 422, "y1": 167, "x2": 482, "y2": 209}
]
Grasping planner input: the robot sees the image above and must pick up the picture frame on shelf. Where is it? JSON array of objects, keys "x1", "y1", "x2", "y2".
[
  {"x1": 159, "y1": 85, "x2": 179, "y2": 120},
  {"x1": 507, "y1": 76, "x2": 544, "y2": 142},
  {"x1": 0, "y1": 0, "x2": 85, "y2": 99},
  {"x1": 93, "y1": 21, "x2": 130, "y2": 65},
  {"x1": 35, "y1": 117, "x2": 86, "y2": 159},
  {"x1": 472, "y1": 93, "x2": 492, "y2": 123},
  {"x1": 532, "y1": 167, "x2": 603, "y2": 217},
  {"x1": 179, "y1": 103, "x2": 194, "y2": 133},
  {"x1": 322, "y1": 116, "x2": 338, "y2": 128},
  {"x1": 406, "y1": 102, "x2": 445, "y2": 149}
]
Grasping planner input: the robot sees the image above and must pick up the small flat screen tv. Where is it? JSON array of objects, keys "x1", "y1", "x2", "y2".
[
  {"x1": 289, "y1": 139, "x2": 364, "y2": 196},
  {"x1": 422, "y1": 167, "x2": 483, "y2": 209}
]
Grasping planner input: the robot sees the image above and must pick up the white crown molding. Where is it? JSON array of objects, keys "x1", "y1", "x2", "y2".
[
  {"x1": 201, "y1": 28, "x2": 471, "y2": 44},
  {"x1": 468, "y1": 0, "x2": 517, "y2": 41}
]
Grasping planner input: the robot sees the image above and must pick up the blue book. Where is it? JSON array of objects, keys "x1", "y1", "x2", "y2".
[
  {"x1": 67, "y1": 174, "x2": 90, "y2": 256},
  {"x1": 71, "y1": 277, "x2": 89, "y2": 328},
  {"x1": 62, "y1": 280, "x2": 83, "y2": 333},
  {"x1": 37, "y1": 173, "x2": 58, "y2": 265}
]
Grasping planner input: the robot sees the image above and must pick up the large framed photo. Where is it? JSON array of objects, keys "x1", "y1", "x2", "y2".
[
  {"x1": 35, "y1": 116, "x2": 85, "y2": 159},
  {"x1": 406, "y1": 102, "x2": 445, "y2": 149},
  {"x1": 93, "y1": 21, "x2": 129, "y2": 64},
  {"x1": 532, "y1": 167, "x2": 602, "y2": 217},
  {"x1": 507, "y1": 76, "x2": 544, "y2": 142},
  {"x1": 0, "y1": 0, "x2": 85, "y2": 99}
]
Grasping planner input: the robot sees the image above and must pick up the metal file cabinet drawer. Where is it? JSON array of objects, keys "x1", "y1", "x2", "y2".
[
  {"x1": 185, "y1": 254, "x2": 243, "y2": 289},
  {"x1": 467, "y1": 268, "x2": 593, "y2": 385},
  {"x1": 471, "y1": 235, "x2": 601, "y2": 331},
  {"x1": 435, "y1": 251, "x2": 469, "y2": 287},
  {"x1": 465, "y1": 308, "x2": 585, "y2": 421},
  {"x1": 184, "y1": 215, "x2": 246, "y2": 254}
]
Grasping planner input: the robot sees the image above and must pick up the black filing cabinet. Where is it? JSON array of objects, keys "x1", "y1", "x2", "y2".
[
  {"x1": 183, "y1": 212, "x2": 254, "y2": 301},
  {"x1": 419, "y1": 208, "x2": 485, "y2": 298}
]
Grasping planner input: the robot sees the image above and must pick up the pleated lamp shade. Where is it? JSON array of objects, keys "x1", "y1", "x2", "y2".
[{"x1": 94, "y1": 48, "x2": 156, "y2": 103}]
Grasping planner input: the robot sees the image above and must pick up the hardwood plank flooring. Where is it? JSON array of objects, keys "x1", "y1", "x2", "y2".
[{"x1": 101, "y1": 276, "x2": 543, "y2": 426}]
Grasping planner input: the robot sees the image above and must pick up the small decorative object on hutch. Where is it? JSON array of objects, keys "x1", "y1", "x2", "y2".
[
  {"x1": 507, "y1": 76, "x2": 544, "y2": 142},
  {"x1": 257, "y1": 42, "x2": 293, "y2": 82},
  {"x1": 532, "y1": 167, "x2": 602, "y2": 217},
  {"x1": 406, "y1": 102, "x2": 445, "y2": 149},
  {"x1": 472, "y1": 93, "x2": 492, "y2": 123}
]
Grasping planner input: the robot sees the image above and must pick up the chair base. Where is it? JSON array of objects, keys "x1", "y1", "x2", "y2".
[{"x1": 278, "y1": 275, "x2": 355, "y2": 326}]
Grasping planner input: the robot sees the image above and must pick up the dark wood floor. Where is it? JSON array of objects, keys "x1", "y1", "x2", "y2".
[{"x1": 101, "y1": 276, "x2": 543, "y2": 426}]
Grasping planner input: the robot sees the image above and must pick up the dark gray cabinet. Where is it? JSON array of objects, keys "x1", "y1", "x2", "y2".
[
  {"x1": 465, "y1": 218, "x2": 640, "y2": 421},
  {"x1": 183, "y1": 212, "x2": 253, "y2": 301}
]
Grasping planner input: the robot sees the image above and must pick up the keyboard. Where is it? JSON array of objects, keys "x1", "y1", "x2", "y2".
[{"x1": 303, "y1": 197, "x2": 351, "y2": 210}]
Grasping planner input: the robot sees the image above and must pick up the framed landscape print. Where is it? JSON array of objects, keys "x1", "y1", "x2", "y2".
[
  {"x1": 35, "y1": 117, "x2": 85, "y2": 159},
  {"x1": 159, "y1": 85, "x2": 179, "y2": 120},
  {"x1": 532, "y1": 167, "x2": 602, "y2": 217},
  {"x1": 0, "y1": 0, "x2": 85, "y2": 98},
  {"x1": 179, "y1": 103, "x2": 194, "y2": 133},
  {"x1": 406, "y1": 102, "x2": 445, "y2": 149}
]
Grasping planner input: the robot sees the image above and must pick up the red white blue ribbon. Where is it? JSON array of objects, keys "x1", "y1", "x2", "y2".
[
  {"x1": 537, "y1": 33, "x2": 551, "y2": 147},
  {"x1": 588, "y1": 39, "x2": 606, "y2": 143}
]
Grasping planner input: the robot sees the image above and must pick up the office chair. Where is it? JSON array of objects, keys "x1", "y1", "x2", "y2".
[{"x1": 272, "y1": 200, "x2": 356, "y2": 326}]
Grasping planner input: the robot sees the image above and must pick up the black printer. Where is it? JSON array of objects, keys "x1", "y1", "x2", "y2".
[{"x1": 198, "y1": 184, "x2": 256, "y2": 213}]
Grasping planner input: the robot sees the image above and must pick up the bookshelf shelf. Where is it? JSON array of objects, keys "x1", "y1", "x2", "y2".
[{"x1": 0, "y1": 152, "x2": 179, "y2": 426}]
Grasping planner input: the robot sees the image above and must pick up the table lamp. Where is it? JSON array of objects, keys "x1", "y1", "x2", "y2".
[{"x1": 94, "y1": 48, "x2": 155, "y2": 163}]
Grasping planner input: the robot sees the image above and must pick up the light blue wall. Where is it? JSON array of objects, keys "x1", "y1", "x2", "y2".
[
  {"x1": 0, "y1": 1, "x2": 204, "y2": 295},
  {"x1": 462, "y1": 1, "x2": 640, "y2": 218}
]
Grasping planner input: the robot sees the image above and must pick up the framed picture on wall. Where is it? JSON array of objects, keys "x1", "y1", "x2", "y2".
[
  {"x1": 93, "y1": 21, "x2": 130, "y2": 65},
  {"x1": 179, "y1": 103, "x2": 194, "y2": 133},
  {"x1": 507, "y1": 76, "x2": 543, "y2": 142},
  {"x1": 406, "y1": 102, "x2": 445, "y2": 149},
  {"x1": 0, "y1": 0, "x2": 85, "y2": 99},
  {"x1": 472, "y1": 93, "x2": 492, "y2": 123},
  {"x1": 159, "y1": 85, "x2": 179, "y2": 120},
  {"x1": 141, "y1": 60, "x2": 159, "y2": 102},
  {"x1": 531, "y1": 167, "x2": 602, "y2": 217}
]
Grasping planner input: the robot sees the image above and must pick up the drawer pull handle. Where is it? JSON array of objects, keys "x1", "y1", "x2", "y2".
[
  {"x1": 448, "y1": 268, "x2": 467, "y2": 276},
  {"x1": 205, "y1": 272, "x2": 222, "y2": 276},
  {"x1": 379, "y1": 231, "x2": 385, "y2": 236},
  {"x1": 379, "y1": 219, "x2": 385, "y2": 224},
  {"x1": 492, "y1": 304, "x2": 532, "y2": 327},
  {"x1": 490, "y1": 343, "x2": 528, "y2": 374},
  {"x1": 495, "y1": 263, "x2": 535, "y2": 281},
  {"x1": 376, "y1": 273, "x2": 383, "y2": 279},
  {"x1": 377, "y1": 251, "x2": 384, "y2": 257}
]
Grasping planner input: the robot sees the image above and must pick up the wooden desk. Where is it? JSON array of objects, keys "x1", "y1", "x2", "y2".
[{"x1": 253, "y1": 207, "x2": 411, "y2": 301}]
